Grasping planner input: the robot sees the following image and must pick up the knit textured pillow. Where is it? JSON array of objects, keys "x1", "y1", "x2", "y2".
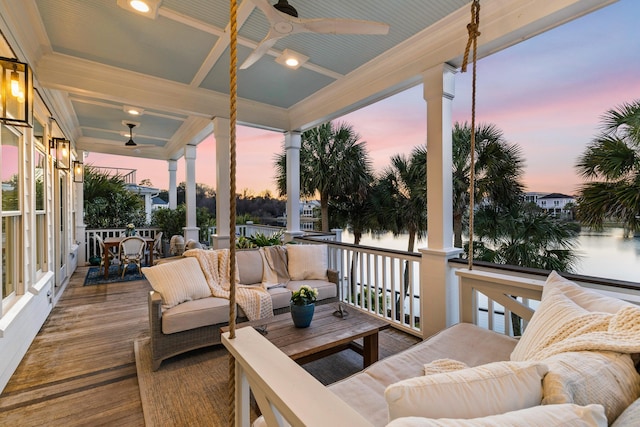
[
  {"x1": 542, "y1": 351, "x2": 640, "y2": 424},
  {"x1": 142, "y1": 257, "x2": 211, "y2": 309}
]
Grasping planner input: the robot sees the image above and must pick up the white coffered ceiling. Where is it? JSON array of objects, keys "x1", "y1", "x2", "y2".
[{"x1": 0, "y1": 0, "x2": 616, "y2": 161}]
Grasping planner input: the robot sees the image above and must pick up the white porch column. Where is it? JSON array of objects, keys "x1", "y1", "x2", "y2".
[
  {"x1": 420, "y1": 63, "x2": 462, "y2": 338},
  {"x1": 75, "y1": 150, "x2": 86, "y2": 264},
  {"x1": 284, "y1": 131, "x2": 302, "y2": 243},
  {"x1": 183, "y1": 145, "x2": 199, "y2": 242},
  {"x1": 168, "y1": 160, "x2": 177, "y2": 209},
  {"x1": 212, "y1": 117, "x2": 230, "y2": 249}
]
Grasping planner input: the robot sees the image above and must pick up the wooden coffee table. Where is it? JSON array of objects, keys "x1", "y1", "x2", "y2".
[{"x1": 223, "y1": 303, "x2": 389, "y2": 368}]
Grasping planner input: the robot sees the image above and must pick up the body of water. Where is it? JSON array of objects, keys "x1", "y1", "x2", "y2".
[{"x1": 341, "y1": 227, "x2": 639, "y2": 283}]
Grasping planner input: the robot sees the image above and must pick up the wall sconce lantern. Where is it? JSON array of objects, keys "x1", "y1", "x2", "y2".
[
  {"x1": 50, "y1": 137, "x2": 70, "y2": 170},
  {"x1": 73, "y1": 160, "x2": 84, "y2": 183},
  {"x1": 0, "y1": 57, "x2": 33, "y2": 127}
]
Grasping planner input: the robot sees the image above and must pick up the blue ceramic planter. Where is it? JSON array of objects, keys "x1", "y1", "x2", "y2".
[{"x1": 290, "y1": 303, "x2": 315, "y2": 328}]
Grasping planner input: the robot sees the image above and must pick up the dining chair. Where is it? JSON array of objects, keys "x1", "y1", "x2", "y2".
[
  {"x1": 119, "y1": 236, "x2": 146, "y2": 278},
  {"x1": 146, "y1": 232, "x2": 163, "y2": 265},
  {"x1": 96, "y1": 234, "x2": 119, "y2": 275}
]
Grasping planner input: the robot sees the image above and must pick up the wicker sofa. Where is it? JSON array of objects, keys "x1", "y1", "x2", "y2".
[{"x1": 144, "y1": 245, "x2": 338, "y2": 370}]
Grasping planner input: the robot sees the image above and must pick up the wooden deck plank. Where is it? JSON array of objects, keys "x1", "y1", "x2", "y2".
[{"x1": 0, "y1": 267, "x2": 149, "y2": 426}]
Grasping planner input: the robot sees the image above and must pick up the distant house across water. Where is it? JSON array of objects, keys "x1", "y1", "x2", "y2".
[{"x1": 525, "y1": 192, "x2": 575, "y2": 218}]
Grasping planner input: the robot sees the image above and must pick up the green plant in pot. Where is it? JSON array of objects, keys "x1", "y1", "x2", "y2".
[{"x1": 290, "y1": 285, "x2": 318, "y2": 328}]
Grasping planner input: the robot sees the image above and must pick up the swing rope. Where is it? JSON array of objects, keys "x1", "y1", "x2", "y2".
[
  {"x1": 228, "y1": 0, "x2": 238, "y2": 425},
  {"x1": 461, "y1": 0, "x2": 481, "y2": 270}
]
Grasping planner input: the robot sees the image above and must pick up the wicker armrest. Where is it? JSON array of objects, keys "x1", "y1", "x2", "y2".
[
  {"x1": 328, "y1": 269, "x2": 339, "y2": 286},
  {"x1": 148, "y1": 291, "x2": 163, "y2": 333}
]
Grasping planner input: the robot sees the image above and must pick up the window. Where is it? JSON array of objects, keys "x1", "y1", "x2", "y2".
[
  {"x1": 35, "y1": 149, "x2": 46, "y2": 273},
  {"x1": 2, "y1": 125, "x2": 23, "y2": 304},
  {"x1": 34, "y1": 119, "x2": 47, "y2": 273}
]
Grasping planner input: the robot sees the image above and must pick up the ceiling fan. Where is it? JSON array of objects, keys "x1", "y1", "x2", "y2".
[
  {"x1": 123, "y1": 122, "x2": 154, "y2": 149},
  {"x1": 240, "y1": 0, "x2": 390, "y2": 69}
]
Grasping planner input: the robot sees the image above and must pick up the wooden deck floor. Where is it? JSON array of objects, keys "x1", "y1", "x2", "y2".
[
  {"x1": 0, "y1": 267, "x2": 150, "y2": 426},
  {"x1": 0, "y1": 266, "x2": 420, "y2": 426}
]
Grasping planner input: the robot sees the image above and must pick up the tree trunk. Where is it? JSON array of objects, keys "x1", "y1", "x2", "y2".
[
  {"x1": 453, "y1": 213, "x2": 463, "y2": 249},
  {"x1": 320, "y1": 192, "x2": 329, "y2": 232}
]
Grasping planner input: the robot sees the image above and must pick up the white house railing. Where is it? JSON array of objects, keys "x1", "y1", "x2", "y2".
[
  {"x1": 295, "y1": 236, "x2": 422, "y2": 336},
  {"x1": 83, "y1": 227, "x2": 161, "y2": 263}
]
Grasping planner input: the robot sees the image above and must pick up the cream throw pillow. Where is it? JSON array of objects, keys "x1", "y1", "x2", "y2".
[
  {"x1": 385, "y1": 404, "x2": 607, "y2": 427},
  {"x1": 385, "y1": 361, "x2": 548, "y2": 421},
  {"x1": 287, "y1": 244, "x2": 328, "y2": 281},
  {"x1": 544, "y1": 271, "x2": 634, "y2": 313},
  {"x1": 142, "y1": 257, "x2": 211, "y2": 309},
  {"x1": 542, "y1": 351, "x2": 640, "y2": 424},
  {"x1": 511, "y1": 271, "x2": 640, "y2": 361},
  {"x1": 612, "y1": 397, "x2": 640, "y2": 427},
  {"x1": 510, "y1": 286, "x2": 589, "y2": 361}
]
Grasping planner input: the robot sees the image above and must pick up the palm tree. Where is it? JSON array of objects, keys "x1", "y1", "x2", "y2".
[
  {"x1": 452, "y1": 122, "x2": 525, "y2": 248},
  {"x1": 376, "y1": 145, "x2": 427, "y2": 252},
  {"x1": 376, "y1": 146, "x2": 427, "y2": 317},
  {"x1": 472, "y1": 202, "x2": 580, "y2": 272},
  {"x1": 330, "y1": 170, "x2": 377, "y2": 245},
  {"x1": 274, "y1": 121, "x2": 372, "y2": 232},
  {"x1": 575, "y1": 100, "x2": 640, "y2": 237},
  {"x1": 84, "y1": 166, "x2": 146, "y2": 228}
]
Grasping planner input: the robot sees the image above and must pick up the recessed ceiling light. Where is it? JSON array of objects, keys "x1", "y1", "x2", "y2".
[
  {"x1": 124, "y1": 105, "x2": 144, "y2": 116},
  {"x1": 275, "y1": 49, "x2": 309, "y2": 70},
  {"x1": 116, "y1": 0, "x2": 161, "y2": 19},
  {"x1": 130, "y1": 1, "x2": 150, "y2": 13}
]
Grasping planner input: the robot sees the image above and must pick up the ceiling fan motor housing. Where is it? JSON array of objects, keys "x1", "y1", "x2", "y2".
[{"x1": 274, "y1": 0, "x2": 298, "y2": 17}]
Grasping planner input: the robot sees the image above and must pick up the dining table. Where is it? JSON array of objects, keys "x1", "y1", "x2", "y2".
[{"x1": 102, "y1": 236, "x2": 155, "y2": 279}]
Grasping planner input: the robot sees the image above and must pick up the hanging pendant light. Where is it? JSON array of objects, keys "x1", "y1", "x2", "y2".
[{"x1": 0, "y1": 57, "x2": 33, "y2": 127}]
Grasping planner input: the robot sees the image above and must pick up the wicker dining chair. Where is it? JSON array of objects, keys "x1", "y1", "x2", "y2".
[
  {"x1": 96, "y1": 234, "x2": 120, "y2": 275},
  {"x1": 119, "y1": 236, "x2": 146, "y2": 278}
]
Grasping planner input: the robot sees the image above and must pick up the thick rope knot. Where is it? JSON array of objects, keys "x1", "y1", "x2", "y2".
[
  {"x1": 461, "y1": 0, "x2": 481, "y2": 72},
  {"x1": 467, "y1": 22, "x2": 481, "y2": 39}
]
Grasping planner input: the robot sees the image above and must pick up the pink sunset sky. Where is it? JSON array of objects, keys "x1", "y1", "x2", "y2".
[{"x1": 87, "y1": 0, "x2": 640, "y2": 197}]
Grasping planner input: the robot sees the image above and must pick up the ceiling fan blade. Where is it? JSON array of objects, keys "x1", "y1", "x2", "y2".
[
  {"x1": 123, "y1": 143, "x2": 156, "y2": 149},
  {"x1": 240, "y1": 35, "x2": 280, "y2": 69},
  {"x1": 301, "y1": 18, "x2": 389, "y2": 35}
]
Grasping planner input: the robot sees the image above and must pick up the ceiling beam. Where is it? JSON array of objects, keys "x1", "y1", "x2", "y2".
[{"x1": 36, "y1": 53, "x2": 291, "y2": 130}]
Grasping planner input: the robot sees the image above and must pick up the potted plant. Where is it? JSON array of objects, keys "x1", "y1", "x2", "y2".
[
  {"x1": 290, "y1": 285, "x2": 318, "y2": 328},
  {"x1": 125, "y1": 223, "x2": 136, "y2": 236}
]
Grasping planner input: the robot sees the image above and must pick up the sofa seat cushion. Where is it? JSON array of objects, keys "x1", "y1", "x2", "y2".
[
  {"x1": 162, "y1": 296, "x2": 229, "y2": 334},
  {"x1": 287, "y1": 279, "x2": 336, "y2": 302},
  {"x1": 328, "y1": 323, "x2": 518, "y2": 426}
]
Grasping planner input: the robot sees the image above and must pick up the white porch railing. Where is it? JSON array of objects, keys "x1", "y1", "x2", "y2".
[
  {"x1": 295, "y1": 236, "x2": 422, "y2": 336},
  {"x1": 83, "y1": 227, "x2": 161, "y2": 263}
]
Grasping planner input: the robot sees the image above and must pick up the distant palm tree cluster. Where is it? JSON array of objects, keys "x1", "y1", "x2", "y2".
[
  {"x1": 275, "y1": 120, "x2": 586, "y2": 272},
  {"x1": 575, "y1": 99, "x2": 640, "y2": 238}
]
